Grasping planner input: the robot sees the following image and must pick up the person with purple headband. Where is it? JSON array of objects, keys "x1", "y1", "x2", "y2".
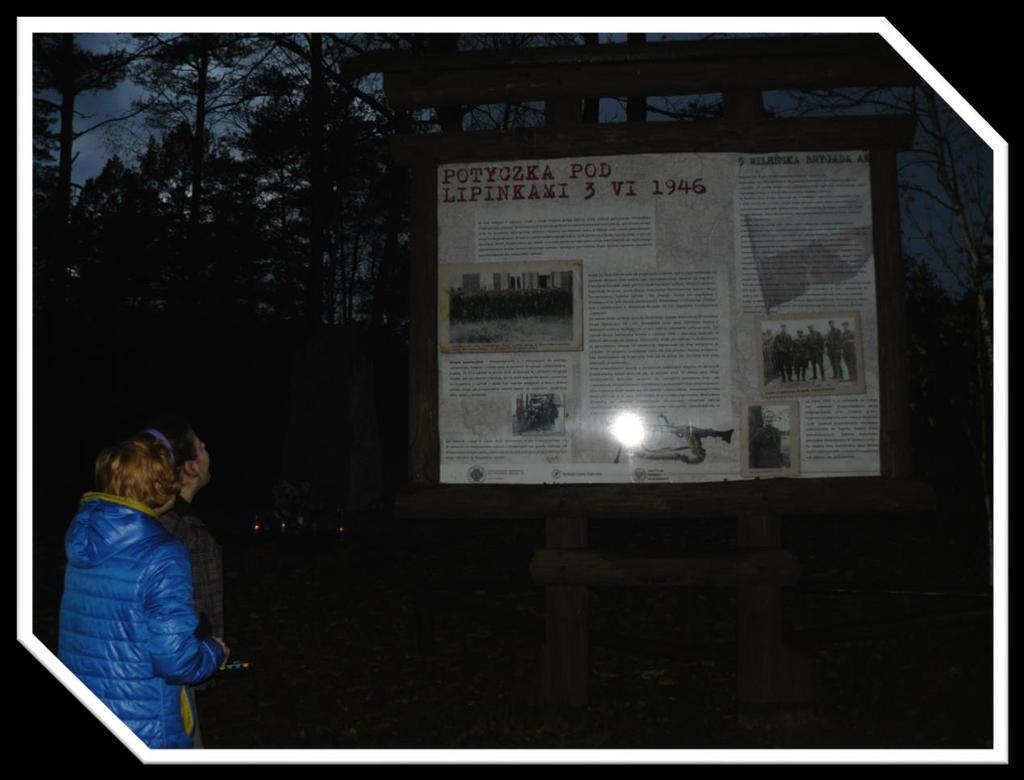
[
  {"x1": 145, "y1": 428, "x2": 177, "y2": 466},
  {"x1": 141, "y1": 416, "x2": 225, "y2": 749}
]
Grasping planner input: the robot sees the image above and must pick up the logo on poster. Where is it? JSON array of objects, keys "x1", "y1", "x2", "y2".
[{"x1": 467, "y1": 465, "x2": 486, "y2": 483}]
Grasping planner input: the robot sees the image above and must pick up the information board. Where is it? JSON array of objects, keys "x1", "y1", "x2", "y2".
[{"x1": 437, "y1": 152, "x2": 880, "y2": 484}]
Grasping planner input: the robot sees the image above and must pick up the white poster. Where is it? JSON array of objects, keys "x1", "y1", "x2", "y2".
[{"x1": 437, "y1": 153, "x2": 880, "y2": 484}]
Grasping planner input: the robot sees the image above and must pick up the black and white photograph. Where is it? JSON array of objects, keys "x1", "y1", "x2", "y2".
[
  {"x1": 439, "y1": 260, "x2": 583, "y2": 353},
  {"x1": 757, "y1": 312, "x2": 865, "y2": 396},
  {"x1": 610, "y1": 412, "x2": 734, "y2": 465},
  {"x1": 741, "y1": 401, "x2": 800, "y2": 477},
  {"x1": 512, "y1": 393, "x2": 565, "y2": 436}
]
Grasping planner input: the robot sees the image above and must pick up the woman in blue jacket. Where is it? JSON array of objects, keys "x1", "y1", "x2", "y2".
[{"x1": 58, "y1": 435, "x2": 226, "y2": 749}]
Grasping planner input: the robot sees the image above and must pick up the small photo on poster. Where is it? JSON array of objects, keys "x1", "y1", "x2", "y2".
[
  {"x1": 741, "y1": 401, "x2": 800, "y2": 478},
  {"x1": 513, "y1": 393, "x2": 565, "y2": 436},
  {"x1": 439, "y1": 260, "x2": 583, "y2": 353},
  {"x1": 757, "y1": 311, "x2": 865, "y2": 396},
  {"x1": 614, "y1": 413, "x2": 735, "y2": 465}
]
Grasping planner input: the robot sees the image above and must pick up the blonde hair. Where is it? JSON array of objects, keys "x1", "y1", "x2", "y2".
[{"x1": 95, "y1": 436, "x2": 181, "y2": 509}]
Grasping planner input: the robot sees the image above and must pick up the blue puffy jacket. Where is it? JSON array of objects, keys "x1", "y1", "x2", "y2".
[{"x1": 58, "y1": 493, "x2": 224, "y2": 748}]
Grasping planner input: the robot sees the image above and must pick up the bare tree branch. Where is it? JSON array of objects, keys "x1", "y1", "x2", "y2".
[{"x1": 74, "y1": 105, "x2": 151, "y2": 139}]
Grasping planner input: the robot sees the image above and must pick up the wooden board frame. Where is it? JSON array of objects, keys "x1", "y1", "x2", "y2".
[
  {"x1": 384, "y1": 38, "x2": 929, "y2": 516},
  {"x1": 376, "y1": 37, "x2": 937, "y2": 719}
]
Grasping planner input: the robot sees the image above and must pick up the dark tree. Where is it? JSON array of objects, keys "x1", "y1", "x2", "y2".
[
  {"x1": 33, "y1": 33, "x2": 136, "y2": 322},
  {"x1": 130, "y1": 33, "x2": 269, "y2": 303}
]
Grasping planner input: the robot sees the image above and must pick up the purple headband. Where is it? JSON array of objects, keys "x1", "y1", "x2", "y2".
[{"x1": 144, "y1": 428, "x2": 176, "y2": 466}]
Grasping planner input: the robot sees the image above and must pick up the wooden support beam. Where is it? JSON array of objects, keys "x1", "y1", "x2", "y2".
[
  {"x1": 543, "y1": 517, "x2": 589, "y2": 716},
  {"x1": 381, "y1": 54, "x2": 917, "y2": 110},
  {"x1": 581, "y1": 33, "x2": 601, "y2": 124},
  {"x1": 349, "y1": 34, "x2": 912, "y2": 77},
  {"x1": 545, "y1": 515, "x2": 588, "y2": 547},
  {"x1": 390, "y1": 115, "x2": 917, "y2": 165},
  {"x1": 872, "y1": 147, "x2": 913, "y2": 478},
  {"x1": 737, "y1": 513, "x2": 782, "y2": 547},
  {"x1": 545, "y1": 97, "x2": 583, "y2": 127},
  {"x1": 530, "y1": 548, "x2": 799, "y2": 588},
  {"x1": 736, "y1": 515, "x2": 817, "y2": 712},
  {"x1": 394, "y1": 479, "x2": 935, "y2": 521},
  {"x1": 407, "y1": 163, "x2": 440, "y2": 485},
  {"x1": 723, "y1": 89, "x2": 768, "y2": 122},
  {"x1": 435, "y1": 106, "x2": 465, "y2": 133},
  {"x1": 626, "y1": 34, "x2": 648, "y2": 122},
  {"x1": 352, "y1": 36, "x2": 919, "y2": 110}
]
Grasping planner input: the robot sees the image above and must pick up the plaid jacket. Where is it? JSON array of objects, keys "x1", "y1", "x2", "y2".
[{"x1": 159, "y1": 496, "x2": 225, "y2": 639}]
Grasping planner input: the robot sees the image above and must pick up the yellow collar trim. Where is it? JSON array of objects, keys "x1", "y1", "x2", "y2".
[{"x1": 81, "y1": 492, "x2": 158, "y2": 518}]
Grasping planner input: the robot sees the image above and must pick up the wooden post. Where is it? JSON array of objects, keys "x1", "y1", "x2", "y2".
[
  {"x1": 735, "y1": 514, "x2": 816, "y2": 722},
  {"x1": 436, "y1": 106, "x2": 464, "y2": 133},
  {"x1": 871, "y1": 147, "x2": 913, "y2": 479},
  {"x1": 542, "y1": 516, "x2": 589, "y2": 720},
  {"x1": 626, "y1": 33, "x2": 647, "y2": 123},
  {"x1": 723, "y1": 89, "x2": 768, "y2": 122},
  {"x1": 546, "y1": 97, "x2": 583, "y2": 127},
  {"x1": 407, "y1": 163, "x2": 439, "y2": 485}
]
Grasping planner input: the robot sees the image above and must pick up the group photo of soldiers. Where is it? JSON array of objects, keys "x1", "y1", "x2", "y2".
[
  {"x1": 443, "y1": 261, "x2": 581, "y2": 350},
  {"x1": 759, "y1": 313, "x2": 863, "y2": 394}
]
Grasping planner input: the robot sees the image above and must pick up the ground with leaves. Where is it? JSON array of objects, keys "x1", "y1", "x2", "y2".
[{"x1": 35, "y1": 510, "x2": 992, "y2": 750}]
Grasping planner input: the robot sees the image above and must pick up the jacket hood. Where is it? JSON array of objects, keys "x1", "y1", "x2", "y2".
[{"x1": 65, "y1": 493, "x2": 168, "y2": 568}]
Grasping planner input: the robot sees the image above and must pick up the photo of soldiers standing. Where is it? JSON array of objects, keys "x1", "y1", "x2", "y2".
[
  {"x1": 826, "y1": 320, "x2": 844, "y2": 379},
  {"x1": 806, "y1": 323, "x2": 826, "y2": 380},
  {"x1": 760, "y1": 316, "x2": 861, "y2": 392},
  {"x1": 841, "y1": 321, "x2": 858, "y2": 382}
]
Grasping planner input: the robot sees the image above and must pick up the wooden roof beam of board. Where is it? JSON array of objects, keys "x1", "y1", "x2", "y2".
[{"x1": 342, "y1": 34, "x2": 919, "y2": 110}]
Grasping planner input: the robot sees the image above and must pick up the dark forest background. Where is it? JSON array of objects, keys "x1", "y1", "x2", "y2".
[{"x1": 31, "y1": 31, "x2": 994, "y2": 583}]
